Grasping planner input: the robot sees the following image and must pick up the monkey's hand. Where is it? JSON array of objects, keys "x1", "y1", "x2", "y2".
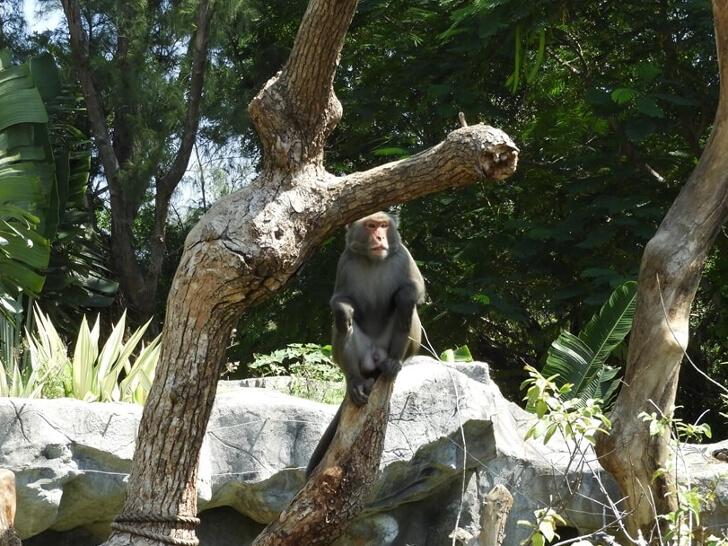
[
  {"x1": 348, "y1": 377, "x2": 374, "y2": 406},
  {"x1": 380, "y1": 358, "x2": 402, "y2": 379}
]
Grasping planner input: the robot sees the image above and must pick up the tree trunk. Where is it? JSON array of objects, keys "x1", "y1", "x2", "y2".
[
  {"x1": 0, "y1": 470, "x2": 20, "y2": 546},
  {"x1": 252, "y1": 377, "x2": 394, "y2": 546},
  {"x1": 101, "y1": 1, "x2": 518, "y2": 545},
  {"x1": 61, "y1": 0, "x2": 213, "y2": 323},
  {"x1": 480, "y1": 485, "x2": 513, "y2": 546},
  {"x1": 595, "y1": 1, "x2": 728, "y2": 541}
]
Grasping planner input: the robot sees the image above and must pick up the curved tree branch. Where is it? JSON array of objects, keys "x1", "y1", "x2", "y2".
[
  {"x1": 101, "y1": 0, "x2": 518, "y2": 543},
  {"x1": 326, "y1": 124, "x2": 518, "y2": 225},
  {"x1": 596, "y1": 1, "x2": 728, "y2": 540}
]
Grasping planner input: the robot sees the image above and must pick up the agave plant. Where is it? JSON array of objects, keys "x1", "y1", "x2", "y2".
[
  {"x1": 537, "y1": 280, "x2": 638, "y2": 408},
  {"x1": 21, "y1": 306, "x2": 160, "y2": 403}
]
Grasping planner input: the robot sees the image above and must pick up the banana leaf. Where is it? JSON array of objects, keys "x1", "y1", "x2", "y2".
[{"x1": 540, "y1": 281, "x2": 637, "y2": 406}]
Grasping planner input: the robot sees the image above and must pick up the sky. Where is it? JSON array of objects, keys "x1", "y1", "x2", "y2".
[{"x1": 23, "y1": 0, "x2": 63, "y2": 34}]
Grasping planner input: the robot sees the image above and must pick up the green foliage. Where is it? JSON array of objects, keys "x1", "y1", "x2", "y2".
[
  {"x1": 521, "y1": 365, "x2": 611, "y2": 446},
  {"x1": 640, "y1": 408, "x2": 712, "y2": 443},
  {"x1": 249, "y1": 343, "x2": 344, "y2": 404},
  {"x1": 0, "y1": 306, "x2": 160, "y2": 403},
  {"x1": 517, "y1": 507, "x2": 567, "y2": 546},
  {"x1": 0, "y1": 51, "x2": 56, "y2": 314},
  {"x1": 439, "y1": 345, "x2": 474, "y2": 363},
  {"x1": 540, "y1": 281, "x2": 637, "y2": 408},
  {"x1": 0, "y1": 49, "x2": 113, "y2": 335},
  {"x1": 640, "y1": 409, "x2": 725, "y2": 544}
]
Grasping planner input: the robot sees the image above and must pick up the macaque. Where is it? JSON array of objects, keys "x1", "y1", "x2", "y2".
[{"x1": 306, "y1": 211, "x2": 425, "y2": 476}]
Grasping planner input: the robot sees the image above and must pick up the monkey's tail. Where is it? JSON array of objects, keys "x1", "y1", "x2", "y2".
[{"x1": 305, "y1": 404, "x2": 343, "y2": 478}]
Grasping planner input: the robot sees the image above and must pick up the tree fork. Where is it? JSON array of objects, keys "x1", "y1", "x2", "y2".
[{"x1": 102, "y1": 0, "x2": 517, "y2": 544}]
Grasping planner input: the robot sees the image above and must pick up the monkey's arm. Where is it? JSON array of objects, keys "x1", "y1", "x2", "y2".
[{"x1": 330, "y1": 293, "x2": 356, "y2": 333}]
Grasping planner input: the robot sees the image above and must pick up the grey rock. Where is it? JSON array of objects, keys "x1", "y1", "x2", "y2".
[{"x1": 1, "y1": 357, "x2": 727, "y2": 546}]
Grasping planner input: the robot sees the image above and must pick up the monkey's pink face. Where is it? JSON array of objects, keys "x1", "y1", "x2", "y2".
[{"x1": 365, "y1": 219, "x2": 390, "y2": 258}]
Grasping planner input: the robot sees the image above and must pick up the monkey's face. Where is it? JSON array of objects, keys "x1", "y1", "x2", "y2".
[
  {"x1": 364, "y1": 217, "x2": 390, "y2": 259},
  {"x1": 347, "y1": 212, "x2": 401, "y2": 261}
]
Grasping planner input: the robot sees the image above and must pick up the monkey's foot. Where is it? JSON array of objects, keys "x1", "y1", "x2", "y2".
[
  {"x1": 348, "y1": 381, "x2": 371, "y2": 406},
  {"x1": 380, "y1": 358, "x2": 402, "y2": 379}
]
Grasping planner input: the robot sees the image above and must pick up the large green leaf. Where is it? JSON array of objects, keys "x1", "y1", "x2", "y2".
[
  {"x1": 543, "y1": 330, "x2": 595, "y2": 390},
  {"x1": 0, "y1": 51, "x2": 61, "y2": 309},
  {"x1": 0, "y1": 50, "x2": 106, "y2": 329},
  {"x1": 579, "y1": 281, "x2": 638, "y2": 367},
  {"x1": 540, "y1": 281, "x2": 637, "y2": 406},
  {"x1": 0, "y1": 88, "x2": 48, "y2": 131}
]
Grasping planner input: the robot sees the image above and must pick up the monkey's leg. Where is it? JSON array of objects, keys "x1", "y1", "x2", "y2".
[
  {"x1": 339, "y1": 324, "x2": 375, "y2": 406},
  {"x1": 382, "y1": 284, "x2": 420, "y2": 377},
  {"x1": 331, "y1": 296, "x2": 355, "y2": 334}
]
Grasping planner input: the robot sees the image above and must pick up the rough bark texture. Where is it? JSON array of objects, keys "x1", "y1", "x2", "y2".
[
  {"x1": 480, "y1": 485, "x2": 513, "y2": 546},
  {"x1": 61, "y1": 0, "x2": 213, "y2": 321},
  {"x1": 0, "y1": 470, "x2": 20, "y2": 546},
  {"x1": 251, "y1": 377, "x2": 394, "y2": 546},
  {"x1": 595, "y1": 1, "x2": 728, "y2": 541},
  {"x1": 101, "y1": 0, "x2": 518, "y2": 544}
]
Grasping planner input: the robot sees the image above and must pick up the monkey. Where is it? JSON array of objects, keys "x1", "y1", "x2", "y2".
[{"x1": 305, "y1": 211, "x2": 425, "y2": 476}]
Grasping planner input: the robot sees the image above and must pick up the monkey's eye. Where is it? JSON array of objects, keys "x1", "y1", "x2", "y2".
[{"x1": 366, "y1": 222, "x2": 378, "y2": 230}]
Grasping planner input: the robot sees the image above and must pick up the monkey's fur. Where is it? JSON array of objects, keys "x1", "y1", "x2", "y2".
[{"x1": 306, "y1": 212, "x2": 425, "y2": 476}]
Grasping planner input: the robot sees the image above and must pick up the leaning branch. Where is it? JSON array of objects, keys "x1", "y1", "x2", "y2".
[
  {"x1": 252, "y1": 377, "x2": 395, "y2": 546},
  {"x1": 325, "y1": 124, "x2": 518, "y2": 226}
]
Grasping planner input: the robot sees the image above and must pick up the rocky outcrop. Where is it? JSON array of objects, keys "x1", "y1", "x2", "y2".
[{"x1": 1, "y1": 357, "x2": 726, "y2": 545}]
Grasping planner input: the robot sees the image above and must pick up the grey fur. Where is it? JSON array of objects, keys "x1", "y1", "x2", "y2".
[{"x1": 306, "y1": 212, "x2": 425, "y2": 476}]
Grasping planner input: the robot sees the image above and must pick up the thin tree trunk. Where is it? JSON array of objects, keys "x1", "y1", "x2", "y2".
[
  {"x1": 595, "y1": 1, "x2": 728, "y2": 541},
  {"x1": 61, "y1": 0, "x2": 213, "y2": 322},
  {"x1": 0, "y1": 470, "x2": 20, "y2": 546},
  {"x1": 101, "y1": 0, "x2": 518, "y2": 544},
  {"x1": 252, "y1": 377, "x2": 395, "y2": 546},
  {"x1": 480, "y1": 485, "x2": 513, "y2": 546}
]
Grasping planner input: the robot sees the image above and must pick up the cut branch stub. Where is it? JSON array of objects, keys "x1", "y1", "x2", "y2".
[{"x1": 251, "y1": 377, "x2": 395, "y2": 546}]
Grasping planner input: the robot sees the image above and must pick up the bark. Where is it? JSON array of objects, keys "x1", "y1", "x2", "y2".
[
  {"x1": 0, "y1": 470, "x2": 20, "y2": 546},
  {"x1": 480, "y1": 485, "x2": 513, "y2": 546},
  {"x1": 595, "y1": 1, "x2": 728, "y2": 541},
  {"x1": 252, "y1": 377, "x2": 394, "y2": 546},
  {"x1": 61, "y1": 0, "x2": 213, "y2": 321},
  {"x1": 101, "y1": 0, "x2": 518, "y2": 544}
]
